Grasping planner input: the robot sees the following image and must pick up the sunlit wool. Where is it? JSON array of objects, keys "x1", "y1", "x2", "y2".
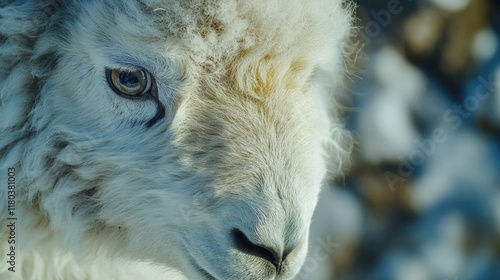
[{"x1": 0, "y1": 1, "x2": 353, "y2": 279}]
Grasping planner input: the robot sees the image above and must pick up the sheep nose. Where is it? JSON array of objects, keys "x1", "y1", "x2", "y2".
[{"x1": 232, "y1": 228, "x2": 283, "y2": 274}]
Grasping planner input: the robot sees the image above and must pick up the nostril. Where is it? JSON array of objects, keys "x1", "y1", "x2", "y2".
[{"x1": 232, "y1": 228, "x2": 283, "y2": 273}]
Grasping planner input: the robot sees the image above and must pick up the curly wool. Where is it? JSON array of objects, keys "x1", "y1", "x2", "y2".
[{"x1": 0, "y1": 1, "x2": 353, "y2": 279}]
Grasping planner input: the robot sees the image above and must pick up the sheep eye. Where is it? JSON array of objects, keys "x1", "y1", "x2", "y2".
[
  {"x1": 105, "y1": 67, "x2": 165, "y2": 127},
  {"x1": 107, "y1": 68, "x2": 152, "y2": 97}
]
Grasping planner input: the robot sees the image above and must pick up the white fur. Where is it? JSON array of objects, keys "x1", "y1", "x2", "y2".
[{"x1": 0, "y1": 1, "x2": 353, "y2": 279}]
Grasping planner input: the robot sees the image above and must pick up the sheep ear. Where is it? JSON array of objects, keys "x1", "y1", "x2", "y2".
[{"x1": 0, "y1": 0, "x2": 67, "y2": 37}]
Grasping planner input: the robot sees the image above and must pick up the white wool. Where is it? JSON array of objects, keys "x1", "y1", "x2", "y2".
[{"x1": 0, "y1": 0, "x2": 354, "y2": 279}]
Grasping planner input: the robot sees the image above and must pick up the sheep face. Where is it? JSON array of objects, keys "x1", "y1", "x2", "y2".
[{"x1": 1, "y1": 0, "x2": 352, "y2": 279}]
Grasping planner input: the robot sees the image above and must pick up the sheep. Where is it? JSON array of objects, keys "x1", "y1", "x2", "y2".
[{"x1": 0, "y1": 0, "x2": 353, "y2": 279}]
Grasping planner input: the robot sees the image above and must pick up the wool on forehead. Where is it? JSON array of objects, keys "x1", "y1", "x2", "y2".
[{"x1": 137, "y1": 0, "x2": 353, "y2": 94}]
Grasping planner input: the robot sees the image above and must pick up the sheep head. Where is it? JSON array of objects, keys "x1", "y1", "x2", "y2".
[{"x1": 0, "y1": 0, "x2": 353, "y2": 279}]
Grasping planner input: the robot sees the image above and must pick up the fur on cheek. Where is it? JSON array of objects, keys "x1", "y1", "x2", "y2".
[{"x1": 0, "y1": 0, "x2": 354, "y2": 279}]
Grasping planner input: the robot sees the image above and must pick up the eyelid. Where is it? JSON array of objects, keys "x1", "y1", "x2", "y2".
[{"x1": 117, "y1": 65, "x2": 142, "y2": 72}]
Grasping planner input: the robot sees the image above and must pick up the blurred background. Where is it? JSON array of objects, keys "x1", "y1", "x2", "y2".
[{"x1": 296, "y1": 0, "x2": 500, "y2": 279}]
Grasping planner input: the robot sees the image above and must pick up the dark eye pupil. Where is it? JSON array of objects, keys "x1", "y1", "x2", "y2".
[{"x1": 119, "y1": 72, "x2": 139, "y2": 87}]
